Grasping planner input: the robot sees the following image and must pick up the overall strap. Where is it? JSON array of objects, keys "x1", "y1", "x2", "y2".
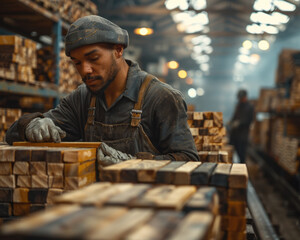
[
  {"x1": 85, "y1": 95, "x2": 96, "y2": 130},
  {"x1": 131, "y1": 74, "x2": 155, "y2": 127}
]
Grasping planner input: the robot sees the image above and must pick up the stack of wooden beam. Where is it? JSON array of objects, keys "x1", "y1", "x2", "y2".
[
  {"x1": 99, "y1": 160, "x2": 248, "y2": 239},
  {"x1": 58, "y1": 0, "x2": 98, "y2": 23},
  {"x1": 0, "y1": 144, "x2": 97, "y2": 219},
  {"x1": 270, "y1": 118, "x2": 300, "y2": 175},
  {"x1": 187, "y1": 111, "x2": 230, "y2": 162},
  {"x1": 0, "y1": 35, "x2": 37, "y2": 84},
  {"x1": 59, "y1": 49, "x2": 82, "y2": 93},
  {"x1": 0, "y1": 108, "x2": 22, "y2": 142},
  {"x1": 35, "y1": 46, "x2": 81, "y2": 93},
  {"x1": 0, "y1": 183, "x2": 221, "y2": 240}
]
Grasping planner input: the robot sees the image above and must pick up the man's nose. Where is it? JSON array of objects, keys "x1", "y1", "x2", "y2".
[{"x1": 82, "y1": 62, "x2": 93, "y2": 74}]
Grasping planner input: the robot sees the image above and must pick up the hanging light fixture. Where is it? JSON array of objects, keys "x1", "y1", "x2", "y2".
[{"x1": 134, "y1": 21, "x2": 154, "y2": 36}]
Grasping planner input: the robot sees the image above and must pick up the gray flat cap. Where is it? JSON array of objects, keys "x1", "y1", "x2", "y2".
[{"x1": 65, "y1": 15, "x2": 129, "y2": 56}]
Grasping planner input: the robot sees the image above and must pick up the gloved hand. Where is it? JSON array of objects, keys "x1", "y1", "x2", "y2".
[
  {"x1": 25, "y1": 117, "x2": 66, "y2": 143},
  {"x1": 97, "y1": 142, "x2": 136, "y2": 167}
]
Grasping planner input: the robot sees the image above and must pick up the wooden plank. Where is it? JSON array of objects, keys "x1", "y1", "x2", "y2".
[
  {"x1": 86, "y1": 208, "x2": 154, "y2": 240},
  {"x1": 46, "y1": 188, "x2": 64, "y2": 204},
  {"x1": 0, "y1": 188, "x2": 13, "y2": 202},
  {"x1": 0, "y1": 203, "x2": 12, "y2": 217},
  {"x1": 105, "y1": 184, "x2": 151, "y2": 206},
  {"x1": 212, "y1": 112, "x2": 223, "y2": 127},
  {"x1": 184, "y1": 187, "x2": 219, "y2": 215},
  {"x1": 64, "y1": 159, "x2": 95, "y2": 177},
  {"x1": 81, "y1": 183, "x2": 133, "y2": 207},
  {"x1": 125, "y1": 210, "x2": 184, "y2": 240},
  {"x1": 48, "y1": 176, "x2": 64, "y2": 188},
  {"x1": 13, "y1": 188, "x2": 29, "y2": 203},
  {"x1": 228, "y1": 189, "x2": 247, "y2": 202},
  {"x1": 15, "y1": 148, "x2": 31, "y2": 161},
  {"x1": 54, "y1": 182, "x2": 112, "y2": 204},
  {"x1": 63, "y1": 148, "x2": 96, "y2": 163},
  {"x1": 31, "y1": 175, "x2": 48, "y2": 188},
  {"x1": 0, "y1": 162, "x2": 12, "y2": 175},
  {"x1": 0, "y1": 175, "x2": 15, "y2": 188},
  {"x1": 0, "y1": 205, "x2": 81, "y2": 235},
  {"x1": 155, "y1": 161, "x2": 186, "y2": 184},
  {"x1": 0, "y1": 146, "x2": 15, "y2": 162},
  {"x1": 173, "y1": 161, "x2": 202, "y2": 185},
  {"x1": 210, "y1": 163, "x2": 232, "y2": 187},
  {"x1": 13, "y1": 142, "x2": 102, "y2": 148},
  {"x1": 13, "y1": 203, "x2": 31, "y2": 216},
  {"x1": 13, "y1": 161, "x2": 30, "y2": 175},
  {"x1": 120, "y1": 160, "x2": 171, "y2": 183},
  {"x1": 100, "y1": 159, "x2": 142, "y2": 182},
  {"x1": 228, "y1": 163, "x2": 248, "y2": 189},
  {"x1": 166, "y1": 211, "x2": 214, "y2": 240},
  {"x1": 30, "y1": 162, "x2": 47, "y2": 175},
  {"x1": 28, "y1": 189, "x2": 48, "y2": 204},
  {"x1": 64, "y1": 171, "x2": 96, "y2": 190},
  {"x1": 221, "y1": 215, "x2": 246, "y2": 231},
  {"x1": 193, "y1": 112, "x2": 204, "y2": 120},
  {"x1": 17, "y1": 175, "x2": 31, "y2": 188},
  {"x1": 130, "y1": 185, "x2": 196, "y2": 210},
  {"x1": 190, "y1": 162, "x2": 217, "y2": 185},
  {"x1": 227, "y1": 201, "x2": 246, "y2": 216},
  {"x1": 27, "y1": 207, "x2": 126, "y2": 239},
  {"x1": 47, "y1": 163, "x2": 64, "y2": 176},
  {"x1": 45, "y1": 149, "x2": 63, "y2": 163},
  {"x1": 31, "y1": 148, "x2": 47, "y2": 162}
]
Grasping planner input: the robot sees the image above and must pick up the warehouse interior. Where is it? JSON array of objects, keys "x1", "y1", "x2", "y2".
[{"x1": 0, "y1": 0, "x2": 300, "y2": 240}]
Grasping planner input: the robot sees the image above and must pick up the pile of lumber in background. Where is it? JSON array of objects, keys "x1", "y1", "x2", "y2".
[
  {"x1": 0, "y1": 183, "x2": 221, "y2": 240},
  {"x1": 100, "y1": 160, "x2": 248, "y2": 239},
  {"x1": 31, "y1": 0, "x2": 98, "y2": 23},
  {"x1": 34, "y1": 46, "x2": 82, "y2": 93},
  {"x1": 0, "y1": 35, "x2": 36, "y2": 84},
  {"x1": 187, "y1": 111, "x2": 232, "y2": 163},
  {"x1": 0, "y1": 108, "x2": 22, "y2": 142},
  {"x1": 0, "y1": 143, "x2": 98, "y2": 220}
]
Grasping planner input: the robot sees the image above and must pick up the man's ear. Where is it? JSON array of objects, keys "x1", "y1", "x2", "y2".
[{"x1": 114, "y1": 44, "x2": 124, "y2": 58}]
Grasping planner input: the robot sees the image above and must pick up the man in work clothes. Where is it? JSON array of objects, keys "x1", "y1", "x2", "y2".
[{"x1": 5, "y1": 15, "x2": 199, "y2": 168}]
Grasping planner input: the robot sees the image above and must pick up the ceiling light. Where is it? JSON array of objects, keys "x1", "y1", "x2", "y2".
[
  {"x1": 191, "y1": 0, "x2": 207, "y2": 10},
  {"x1": 178, "y1": 70, "x2": 187, "y2": 78},
  {"x1": 165, "y1": 0, "x2": 180, "y2": 10},
  {"x1": 167, "y1": 61, "x2": 179, "y2": 69},
  {"x1": 246, "y1": 24, "x2": 263, "y2": 34},
  {"x1": 242, "y1": 40, "x2": 252, "y2": 50},
  {"x1": 200, "y1": 63, "x2": 209, "y2": 71},
  {"x1": 250, "y1": 54, "x2": 260, "y2": 64},
  {"x1": 274, "y1": 0, "x2": 296, "y2": 11},
  {"x1": 272, "y1": 12, "x2": 290, "y2": 24},
  {"x1": 258, "y1": 40, "x2": 270, "y2": 50},
  {"x1": 134, "y1": 27, "x2": 153, "y2": 36},
  {"x1": 196, "y1": 87, "x2": 205, "y2": 96},
  {"x1": 238, "y1": 54, "x2": 250, "y2": 63},
  {"x1": 188, "y1": 88, "x2": 197, "y2": 98},
  {"x1": 253, "y1": 0, "x2": 274, "y2": 11},
  {"x1": 185, "y1": 77, "x2": 193, "y2": 85}
]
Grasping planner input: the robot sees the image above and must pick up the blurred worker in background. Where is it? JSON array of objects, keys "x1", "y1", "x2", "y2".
[
  {"x1": 5, "y1": 15, "x2": 199, "y2": 170},
  {"x1": 228, "y1": 89, "x2": 254, "y2": 163}
]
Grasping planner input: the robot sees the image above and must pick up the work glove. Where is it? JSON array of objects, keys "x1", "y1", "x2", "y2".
[
  {"x1": 97, "y1": 142, "x2": 135, "y2": 167},
  {"x1": 25, "y1": 117, "x2": 66, "y2": 143}
]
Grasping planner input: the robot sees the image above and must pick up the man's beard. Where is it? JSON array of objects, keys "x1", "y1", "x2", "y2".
[{"x1": 83, "y1": 57, "x2": 119, "y2": 95}]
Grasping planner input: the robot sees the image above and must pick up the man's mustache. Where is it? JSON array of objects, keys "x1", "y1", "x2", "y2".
[{"x1": 82, "y1": 75, "x2": 102, "y2": 82}]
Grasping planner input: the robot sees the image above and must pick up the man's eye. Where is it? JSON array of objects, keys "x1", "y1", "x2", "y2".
[{"x1": 90, "y1": 56, "x2": 99, "y2": 61}]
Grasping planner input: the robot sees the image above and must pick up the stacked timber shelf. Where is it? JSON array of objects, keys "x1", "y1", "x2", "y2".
[
  {"x1": 188, "y1": 111, "x2": 233, "y2": 163},
  {"x1": 0, "y1": 158, "x2": 249, "y2": 240},
  {"x1": 250, "y1": 48, "x2": 300, "y2": 179},
  {"x1": 0, "y1": 142, "x2": 100, "y2": 221}
]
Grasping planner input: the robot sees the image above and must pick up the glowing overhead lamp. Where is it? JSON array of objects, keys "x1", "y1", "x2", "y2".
[
  {"x1": 188, "y1": 88, "x2": 197, "y2": 98},
  {"x1": 167, "y1": 61, "x2": 179, "y2": 69},
  {"x1": 258, "y1": 40, "x2": 270, "y2": 50},
  {"x1": 178, "y1": 70, "x2": 187, "y2": 78},
  {"x1": 134, "y1": 27, "x2": 153, "y2": 36},
  {"x1": 242, "y1": 40, "x2": 252, "y2": 50},
  {"x1": 250, "y1": 54, "x2": 260, "y2": 65},
  {"x1": 196, "y1": 87, "x2": 205, "y2": 96},
  {"x1": 185, "y1": 77, "x2": 193, "y2": 85}
]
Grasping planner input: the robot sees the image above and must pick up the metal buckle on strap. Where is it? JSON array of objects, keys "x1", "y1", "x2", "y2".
[
  {"x1": 88, "y1": 107, "x2": 96, "y2": 116},
  {"x1": 131, "y1": 109, "x2": 142, "y2": 119}
]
